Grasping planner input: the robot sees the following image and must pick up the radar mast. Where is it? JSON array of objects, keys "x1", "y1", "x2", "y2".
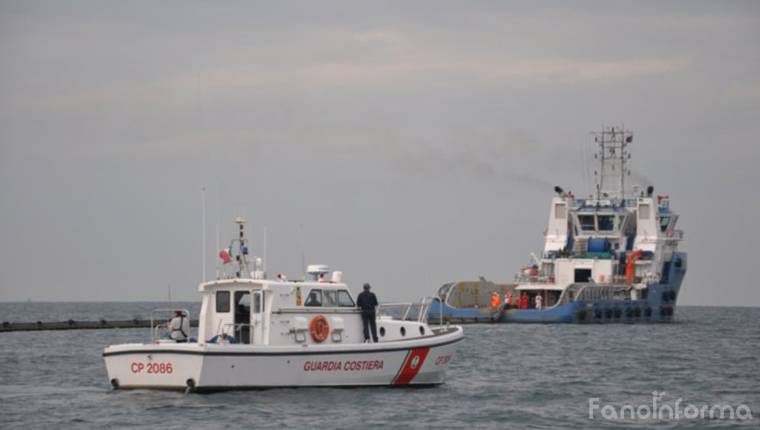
[{"x1": 592, "y1": 126, "x2": 633, "y2": 200}]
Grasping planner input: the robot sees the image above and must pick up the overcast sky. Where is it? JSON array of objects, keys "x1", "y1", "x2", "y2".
[{"x1": 1, "y1": 1, "x2": 758, "y2": 306}]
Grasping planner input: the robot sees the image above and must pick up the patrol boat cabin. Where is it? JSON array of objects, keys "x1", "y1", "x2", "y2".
[{"x1": 104, "y1": 218, "x2": 463, "y2": 391}]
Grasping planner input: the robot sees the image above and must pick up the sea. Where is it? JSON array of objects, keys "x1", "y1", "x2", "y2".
[{"x1": 0, "y1": 303, "x2": 757, "y2": 430}]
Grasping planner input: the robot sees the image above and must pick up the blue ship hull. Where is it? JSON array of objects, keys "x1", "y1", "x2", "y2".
[{"x1": 428, "y1": 252, "x2": 687, "y2": 324}]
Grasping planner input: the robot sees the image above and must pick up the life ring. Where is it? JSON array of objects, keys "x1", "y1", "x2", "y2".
[{"x1": 310, "y1": 315, "x2": 329, "y2": 343}]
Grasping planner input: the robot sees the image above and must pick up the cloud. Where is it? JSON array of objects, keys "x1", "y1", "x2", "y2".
[{"x1": 26, "y1": 24, "x2": 692, "y2": 114}]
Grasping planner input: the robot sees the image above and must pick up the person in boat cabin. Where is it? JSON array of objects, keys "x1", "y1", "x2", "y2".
[
  {"x1": 165, "y1": 310, "x2": 190, "y2": 342},
  {"x1": 356, "y1": 283, "x2": 379, "y2": 343},
  {"x1": 535, "y1": 294, "x2": 543, "y2": 310}
]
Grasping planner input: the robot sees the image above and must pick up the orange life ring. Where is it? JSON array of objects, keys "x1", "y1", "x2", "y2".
[{"x1": 310, "y1": 315, "x2": 329, "y2": 343}]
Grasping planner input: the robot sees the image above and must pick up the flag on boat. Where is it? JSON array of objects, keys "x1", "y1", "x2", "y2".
[{"x1": 219, "y1": 248, "x2": 232, "y2": 264}]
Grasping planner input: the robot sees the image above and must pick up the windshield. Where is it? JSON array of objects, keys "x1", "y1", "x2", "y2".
[{"x1": 579, "y1": 215, "x2": 595, "y2": 231}]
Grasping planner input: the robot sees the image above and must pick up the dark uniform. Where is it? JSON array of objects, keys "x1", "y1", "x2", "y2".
[{"x1": 356, "y1": 285, "x2": 379, "y2": 343}]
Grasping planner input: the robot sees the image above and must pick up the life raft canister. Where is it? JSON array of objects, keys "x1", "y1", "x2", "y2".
[{"x1": 310, "y1": 315, "x2": 329, "y2": 343}]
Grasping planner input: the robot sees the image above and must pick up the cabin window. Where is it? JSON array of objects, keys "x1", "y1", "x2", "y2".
[
  {"x1": 555, "y1": 203, "x2": 566, "y2": 219},
  {"x1": 252, "y1": 291, "x2": 262, "y2": 314},
  {"x1": 574, "y1": 269, "x2": 592, "y2": 283},
  {"x1": 598, "y1": 215, "x2": 615, "y2": 231},
  {"x1": 660, "y1": 216, "x2": 671, "y2": 233},
  {"x1": 323, "y1": 290, "x2": 338, "y2": 307},
  {"x1": 234, "y1": 291, "x2": 251, "y2": 344},
  {"x1": 235, "y1": 292, "x2": 251, "y2": 319},
  {"x1": 337, "y1": 290, "x2": 355, "y2": 307},
  {"x1": 304, "y1": 289, "x2": 323, "y2": 307},
  {"x1": 579, "y1": 215, "x2": 596, "y2": 231},
  {"x1": 216, "y1": 291, "x2": 231, "y2": 313}
]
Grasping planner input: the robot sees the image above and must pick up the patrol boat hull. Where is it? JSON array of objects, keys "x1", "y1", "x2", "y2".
[{"x1": 104, "y1": 326, "x2": 463, "y2": 391}]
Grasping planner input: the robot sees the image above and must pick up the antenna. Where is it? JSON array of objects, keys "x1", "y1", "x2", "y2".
[
  {"x1": 201, "y1": 186, "x2": 206, "y2": 282},
  {"x1": 215, "y1": 180, "x2": 220, "y2": 279},
  {"x1": 591, "y1": 125, "x2": 633, "y2": 201},
  {"x1": 300, "y1": 223, "x2": 306, "y2": 280},
  {"x1": 263, "y1": 226, "x2": 267, "y2": 276}
]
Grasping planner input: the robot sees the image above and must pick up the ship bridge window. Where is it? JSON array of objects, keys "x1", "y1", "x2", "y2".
[
  {"x1": 304, "y1": 289, "x2": 323, "y2": 307},
  {"x1": 660, "y1": 216, "x2": 671, "y2": 232},
  {"x1": 337, "y1": 290, "x2": 355, "y2": 307},
  {"x1": 216, "y1": 291, "x2": 231, "y2": 313},
  {"x1": 598, "y1": 215, "x2": 615, "y2": 231},
  {"x1": 579, "y1": 215, "x2": 596, "y2": 231}
]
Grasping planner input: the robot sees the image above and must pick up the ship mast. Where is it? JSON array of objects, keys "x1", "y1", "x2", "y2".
[{"x1": 592, "y1": 126, "x2": 633, "y2": 201}]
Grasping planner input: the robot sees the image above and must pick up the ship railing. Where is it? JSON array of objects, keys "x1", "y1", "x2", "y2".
[
  {"x1": 514, "y1": 274, "x2": 553, "y2": 284},
  {"x1": 663, "y1": 230, "x2": 684, "y2": 240},
  {"x1": 150, "y1": 308, "x2": 191, "y2": 344},
  {"x1": 570, "y1": 285, "x2": 634, "y2": 302},
  {"x1": 378, "y1": 297, "x2": 436, "y2": 324},
  {"x1": 218, "y1": 323, "x2": 256, "y2": 344}
]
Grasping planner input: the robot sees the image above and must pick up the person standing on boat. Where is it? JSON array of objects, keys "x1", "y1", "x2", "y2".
[
  {"x1": 357, "y1": 283, "x2": 379, "y2": 343},
  {"x1": 491, "y1": 293, "x2": 500, "y2": 308},
  {"x1": 166, "y1": 310, "x2": 190, "y2": 342},
  {"x1": 535, "y1": 294, "x2": 543, "y2": 310}
]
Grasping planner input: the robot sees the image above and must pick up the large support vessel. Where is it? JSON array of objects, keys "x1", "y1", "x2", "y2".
[{"x1": 429, "y1": 127, "x2": 687, "y2": 324}]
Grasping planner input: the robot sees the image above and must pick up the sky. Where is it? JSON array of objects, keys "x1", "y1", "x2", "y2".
[{"x1": 0, "y1": 1, "x2": 758, "y2": 306}]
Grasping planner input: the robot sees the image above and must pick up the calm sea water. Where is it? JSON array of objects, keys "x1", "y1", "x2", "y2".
[{"x1": 0, "y1": 303, "x2": 758, "y2": 429}]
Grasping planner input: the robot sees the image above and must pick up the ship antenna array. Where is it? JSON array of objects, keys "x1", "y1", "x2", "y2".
[
  {"x1": 232, "y1": 217, "x2": 250, "y2": 278},
  {"x1": 591, "y1": 126, "x2": 633, "y2": 201}
]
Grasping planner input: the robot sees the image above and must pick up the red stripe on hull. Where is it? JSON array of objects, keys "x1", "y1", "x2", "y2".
[{"x1": 392, "y1": 347, "x2": 430, "y2": 386}]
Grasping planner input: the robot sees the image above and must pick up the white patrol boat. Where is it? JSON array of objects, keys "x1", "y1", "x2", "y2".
[
  {"x1": 430, "y1": 127, "x2": 687, "y2": 324},
  {"x1": 104, "y1": 218, "x2": 463, "y2": 391}
]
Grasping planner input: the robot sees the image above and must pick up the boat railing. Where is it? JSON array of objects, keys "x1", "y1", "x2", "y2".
[
  {"x1": 571, "y1": 284, "x2": 634, "y2": 302},
  {"x1": 150, "y1": 308, "x2": 190, "y2": 344},
  {"x1": 377, "y1": 297, "x2": 436, "y2": 323},
  {"x1": 514, "y1": 274, "x2": 553, "y2": 284},
  {"x1": 663, "y1": 230, "x2": 684, "y2": 240},
  {"x1": 219, "y1": 323, "x2": 256, "y2": 344}
]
